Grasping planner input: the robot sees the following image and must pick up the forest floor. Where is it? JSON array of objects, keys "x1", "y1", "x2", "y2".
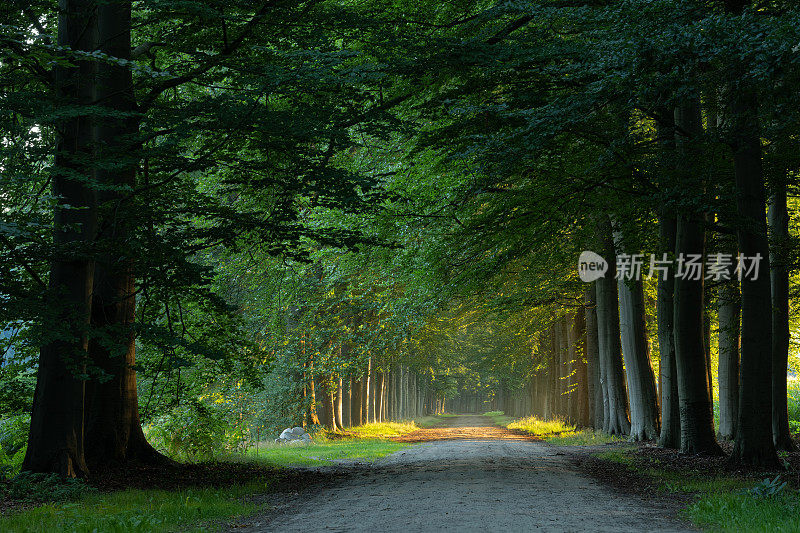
[{"x1": 229, "y1": 414, "x2": 695, "y2": 532}]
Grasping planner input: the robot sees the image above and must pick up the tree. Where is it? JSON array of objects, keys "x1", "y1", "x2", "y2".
[
  {"x1": 672, "y1": 100, "x2": 721, "y2": 456},
  {"x1": 23, "y1": 0, "x2": 97, "y2": 478}
]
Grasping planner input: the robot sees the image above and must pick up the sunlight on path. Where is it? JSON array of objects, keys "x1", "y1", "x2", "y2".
[
  {"x1": 392, "y1": 414, "x2": 536, "y2": 442},
  {"x1": 231, "y1": 415, "x2": 693, "y2": 533}
]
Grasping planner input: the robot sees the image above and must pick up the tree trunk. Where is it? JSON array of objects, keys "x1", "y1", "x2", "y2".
[
  {"x1": 350, "y1": 375, "x2": 362, "y2": 427},
  {"x1": 595, "y1": 216, "x2": 630, "y2": 435},
  {"x1": 572, "y1": 309, "x2": 590, "y2": 427},
  {"x1": 717, "y1": 253, "x2": 740, "y2": 441},
  {"x1": 370, "y1": 364, "x2": 377, "y2": 423},
  {"x1": 723, "y1": 0, "x2": 779, "y2": 469},
  {"x1": 672, "y1": 100, "x2": 721, "y2": 455},
  {"x1": 585, "y1": 288, "x2": 602, "y2": 429},
  {"x1": 617, "y1": 275, "x2": 660, "y2": 441},
  {"x1": 83, "y1": 0, "x2": 167, "y2": 469},
  {"x1": 361, "y1": 359, "x2": 371, "y2": 425},
  {"x1": 657, "y1": 214, "x2": 681, "y2": 449},
  {"x1": 23, "y1": 0, "x2": 98, "y2": 478},
  {"x1": 376, "y1": 372, "x2": 385, "y2": 423},
  {"x1": 769, "y1": 176, "x2": 794, "y2": 451},
  {"x1": 335, "y1": 376, "x2": 344, "y2": 429}
]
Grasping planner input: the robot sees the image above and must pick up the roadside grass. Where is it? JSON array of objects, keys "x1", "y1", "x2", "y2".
[
  {"x1": 0, "y1": 481, "x2": 263, "y2": 533},
  {"x1": 244, "y1": 421, "x2": 417, "y2": 466},
  {"x1": 343, "y1": 421, "x2": 418, "y2": 439},
  {"x1": 688, "y1": 491, "x2": 800, "y2": 532},
  {"x1": 1, "y1": 422, "x2": 418, "y2": 531},
  {"x1": 414, "y1": 416, "x2": 442, "y2": 428},
  {"x1": 595, "y1": 445, "x2": 800, "y2": 531},
  {"x1": 245, "y1": 439, "x2": 409, "y2": 466},
  {"x1": 486, "y1": 413, "x2": 625, "y2": 445},
  {"x1": 483, "y1": 411, "x2": 515, "y2": 427}
]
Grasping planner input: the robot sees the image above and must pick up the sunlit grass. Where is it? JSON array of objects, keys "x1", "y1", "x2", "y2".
[
  {"x1": 245, "y1": 439, "x2": 409, "y2": 466},
  {"x1": 243, "y1": 422, "x2": 418, "y2": 467},
  {"x1": 342, "y1": 421, "x2": 419, "y2": 439},
  {"x1": 499, "y1": 415, "x2": 626, "y2": 446},
  {"x1": 0, "y1": 483, "x2": 262, "y2": 533},
  {"x1": 1, "y1": 424, "x2": 418, "y2": 531}
]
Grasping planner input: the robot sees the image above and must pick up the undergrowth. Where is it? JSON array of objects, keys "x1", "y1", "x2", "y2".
[
  {"x1": 595, "y1": 445, "x2": 800, "y2": 532},
  {"x1": 0, "y1": 483, "x2": 260, "y2": 533}
]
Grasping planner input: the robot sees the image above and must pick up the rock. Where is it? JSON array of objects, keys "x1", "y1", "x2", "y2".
[{"x1": 275, "y1": 426, "x2": 312, "y2": 445}]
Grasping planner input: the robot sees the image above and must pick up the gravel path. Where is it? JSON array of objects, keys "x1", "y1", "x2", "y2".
[{"x1": 231, "y1": 415, "x2": 694, "y2": 532}]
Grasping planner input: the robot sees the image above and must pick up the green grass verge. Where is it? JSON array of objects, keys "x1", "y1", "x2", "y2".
[
  {"x1": 413, "y1": 416, "x2": 442, "y2": 428},
  {"x1": 595, "y1": 446, "x2": 800, "y2": 531},
  {"x1": 688, "y1": 491, "x2": 800, "y2": 532},
  {"x1": 0, "y1": 482, "x2": 263, "y2": 533},
  {"x1": 245, "y1": 439, "x2": 409, "y2": 466},
  {"x1": 1, "y1": 423, "x2": 418, "y2": 531},
  {"x1": 483, "y1": 411, "x2": 516, "y2": 427},
  {"x1": 243, "y1": 421, "x2": 418, "y2": 466}
]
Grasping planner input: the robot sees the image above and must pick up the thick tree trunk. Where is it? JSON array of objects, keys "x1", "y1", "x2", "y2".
[
  {"x1": 83, "y1": 0, "x2": 167, "y2": 469},
  {"x1": 769, "y1": 177, "x2": 794, "y2": 451},
  {"x1": 672, "y1": 101, "x2": 721, "y2": 455},
  {"x1": 595, "y1": 217, "x2": 630, "y2": 435},
  {"x1": 617, "y1": 276, "x2": 661, "y2": 441},
  {"x1": 722, "y1": 0, "x2": 779, "y2": 469},
  {"x1": 729, "y1": 94, "x2": 778, "y2": 466},
  {"x1": 23, "y1": 0, "x2": 98, "y2": 478}
]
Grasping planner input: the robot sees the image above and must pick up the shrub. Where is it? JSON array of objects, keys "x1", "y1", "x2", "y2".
[
  {"x1": 0, "y1": 414, "x2": 30, "y2": 479},
  {"x1": 145, "y1": 399, "x2": 249, "y2": 461}
]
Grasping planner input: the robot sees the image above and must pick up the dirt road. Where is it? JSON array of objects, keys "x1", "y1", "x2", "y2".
[{"x1": 232, "y1": 415, "x2": 693, "y2": 532}]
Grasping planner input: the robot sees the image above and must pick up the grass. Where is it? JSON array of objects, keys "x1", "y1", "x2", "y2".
[
  {"x1": 487, "y1": 413, "x2": 626, "y2": 446},
  {"x1": 688, "y1": 491, "x2": 800, "y2": 532},
  {"x1": 246, "y1": 439, "x2": 409, "y2": 466},
  {"x1": 483, "y1": 411, "x2": 515, "y2": 427},
  {"x1": 594, "y1": 445, "x2": 800, "y2": 531},
  {"x1": 343, "y1": 421, "x2": 418, "y2": 439},
  {"x1": 1, "y1": 422, "x2": 419, "y2": 531},
  {"x1": 243, "y1": 421, "x2": 418, "y2": 466},
  {"x1": 0, "y1": 483, "x2": 263, "y2": 533},
  {"x1": 413, "y1": 416, "x2": 442, "y2": 428}
]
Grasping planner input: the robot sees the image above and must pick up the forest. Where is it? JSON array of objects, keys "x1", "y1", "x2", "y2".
[{"x1": 3, "y1": 0, "x2": 800, "y2": 531}]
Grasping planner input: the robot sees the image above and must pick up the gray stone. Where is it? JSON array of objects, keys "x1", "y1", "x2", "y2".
[{"x1": 275, "y1": 426, "x2": 312, "y2": 445}]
